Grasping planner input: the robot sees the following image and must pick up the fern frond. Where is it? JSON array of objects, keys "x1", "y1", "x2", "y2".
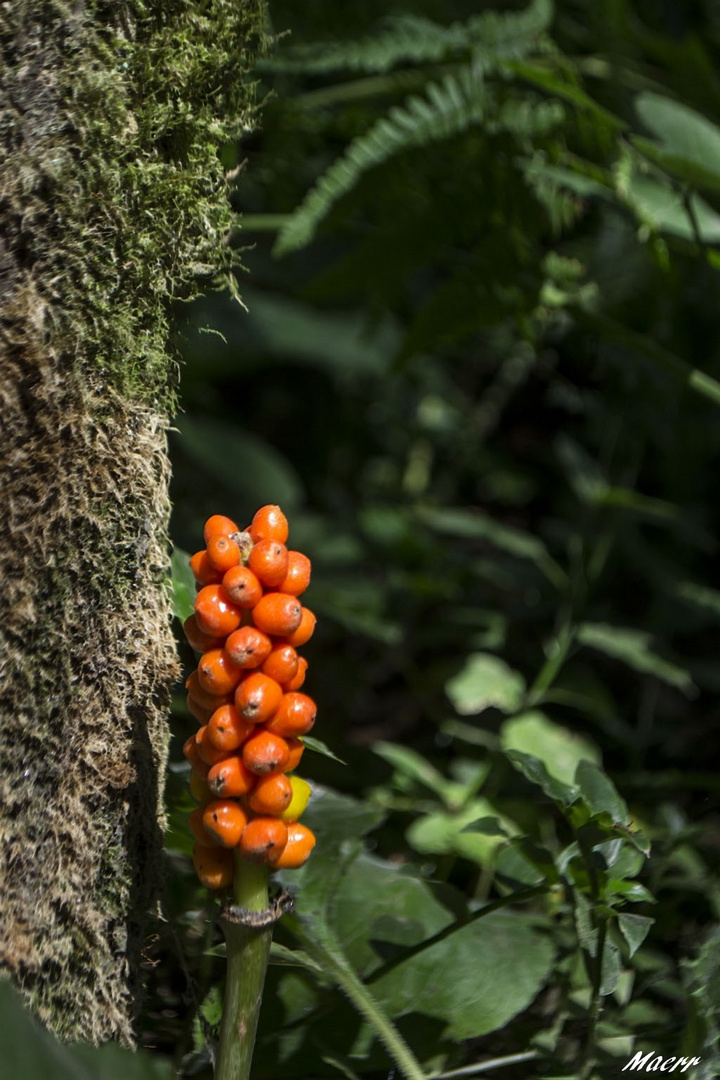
[
  {"x1": 274, "y1": 69, "x2": 487, "y2": 256},
  {"x1": 265, "y1": 0, "x2": 553, "y2": 76}
]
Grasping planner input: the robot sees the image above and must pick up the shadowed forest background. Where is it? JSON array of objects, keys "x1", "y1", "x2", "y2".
[{"x1": 4, "y1": 0, "x2": 720, "y2": 1077}]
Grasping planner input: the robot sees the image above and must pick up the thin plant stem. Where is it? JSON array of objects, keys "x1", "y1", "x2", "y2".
[
  {"x1": 296, "y1": 921, "x2": 428, "y2": 1080},
  {"x1": 429, "y1": 1050, "x2": 539, "y2": 1078},
  {"x1": 215, "y1": 857, "x2": 272, "y2": 1080}
]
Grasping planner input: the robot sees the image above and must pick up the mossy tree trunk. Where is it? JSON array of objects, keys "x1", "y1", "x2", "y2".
[{"x1": 0, "y1": 0, "x2": 266, "y2": 1044}]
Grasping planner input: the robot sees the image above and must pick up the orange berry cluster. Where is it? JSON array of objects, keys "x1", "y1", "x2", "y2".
[{"x1": 183, "y1": 506, "x2": 317, "y2": 891}]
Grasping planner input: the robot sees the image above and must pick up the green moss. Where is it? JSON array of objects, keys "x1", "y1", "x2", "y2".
[{"x1": 49, "y1": 0, "x2": 270, "y2": 409}]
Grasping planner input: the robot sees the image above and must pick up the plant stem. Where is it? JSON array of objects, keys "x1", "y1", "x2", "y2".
[
  {"x1": 298, "y1": 922, "x2": 428, "y2": 1080},
  {"x1": 215, "y1": 857, "x2": 272, "y2": 1080}
]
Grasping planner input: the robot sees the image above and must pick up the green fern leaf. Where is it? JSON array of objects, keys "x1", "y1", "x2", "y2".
[
  {"x1": 274, "y1": 69, "x2": 487, "y2": 256},
  {"x1": 265, "y1": 0, "x2": 553, "y2": 76}
]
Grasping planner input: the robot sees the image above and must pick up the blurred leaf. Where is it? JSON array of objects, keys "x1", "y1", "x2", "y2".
[
  {"x1": 500, "y1": 710, "x2": 600, "y2": 785},
  {"x1": 672, "y1": 579, "x2": 720, "y2": 618},
  {"x1": 635, "y1": 92, "x2": 720, "y2": 193},
  {"x1": 446, "y1": 653, "x2": 526, "y2": 715},
  {"x1": 407, "y1": 799, "x2": 517, "y2": 863},
  {"x1": 574, "y1": 761, "x2": 630, "y2": 826},
  {"x1": 239, "y1": 289, "x2": 399, "y2": 378},
  {"x1": 618, "y1": 913, "x2": 654, "y2": 958},
  {"x1": 623, "y1": 173, "x2": 720, "y2": 242},
  {"x1": 461, "y1": 816, "x2": 510, "y2": 837},
  {"x1": 0, "y1": 980, "x2": 171, "y2": 1079},
  {"x1": 416, "y1": 506, "x2": 565, "y2": 585},
  {"x1": 170, "y1": 546, "x2": 195, "y2": 623},
  {"x1": 175, "y1": 415, "x2": 304, "y2": 509},
  {"x1": 374, "y1": 741, "x2": 457, "y2": 802},
  {"x1": 311, "y1": 580, "x2": 402, "y2": 644},
  {"x1": 576, "y1": 622, "x2": 695, "y2": 694}
]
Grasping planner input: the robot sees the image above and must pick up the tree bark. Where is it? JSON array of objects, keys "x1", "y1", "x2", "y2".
[{"x1": 0, "y1": 0, "x2": 266, "y2": 1044}]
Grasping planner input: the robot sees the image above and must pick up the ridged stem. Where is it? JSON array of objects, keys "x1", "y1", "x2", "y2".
[{"x1": 215, "y1": 856, "x2": 272, "y2": 1080}]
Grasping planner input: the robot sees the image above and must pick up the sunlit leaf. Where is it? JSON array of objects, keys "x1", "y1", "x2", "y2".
[
  {"x1": 501, "y1": 711, "x2": 600, "y2": 785},
  {"x1": 446, "y1": 653, "x2": 526, "y2": 715}
]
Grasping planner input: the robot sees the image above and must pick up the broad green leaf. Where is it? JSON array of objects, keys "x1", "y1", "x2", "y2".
[
  {"x1": 575, "y1": 761, "x2": 630, "y2": 826},
  {"x1": 170, "y1": 546, "x2": 195, "y2": 623},
  {"x1": 635, "y1": 92, "x2": 720, "y2": 193},
  {"x1": 371, "y1": 909, "x2": 555, "y2": 1039},
  {"x1": 576, "y1": 622, "x2": 695, "y2": 694},
  {"x1": 505, "y1": 748, "x2": 580, "y2": 808},
  {"x1": 618, "y1": 913, "x2": 654, "y2": 958},
  {"x1": 500, "y1": 710, "x2": 600, "y2": 785},
  {"x1": 333, "y1": 853, "x2": 454, "y2": 975},
  {"x1": 175, "y1": 415, "x2": 304, "y2": 509},
  {"x1": 0, "y1": 980, "x2": 171, "y2": 1079},
  {"x1": 334, "y1": 854, "x2": 554, "y2": 1041},
  {"x1": 446, "y1": 653, "x2": 526, "y2": 715},
  {"x1": 407, "y1": 799, "x2": 518, "y2": 863}
]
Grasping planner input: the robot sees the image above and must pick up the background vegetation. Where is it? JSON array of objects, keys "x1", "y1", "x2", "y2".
[{"x1": 5, "y1": 0, "x2": 720, "y2": 1077}]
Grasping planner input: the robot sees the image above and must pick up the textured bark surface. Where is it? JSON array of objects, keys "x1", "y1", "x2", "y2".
[{"x1": 0, "y1": 0, "x2": 266, "y2": 1044}]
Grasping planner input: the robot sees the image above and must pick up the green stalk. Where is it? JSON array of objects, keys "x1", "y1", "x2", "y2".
[{"x1": 215, "y1": 856, "x2": 272, "y2": 1080}]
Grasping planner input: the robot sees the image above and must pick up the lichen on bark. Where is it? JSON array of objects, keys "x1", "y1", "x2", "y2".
[{"x1": 0, "y1": 0, "x2": 268, "y2": 1044}]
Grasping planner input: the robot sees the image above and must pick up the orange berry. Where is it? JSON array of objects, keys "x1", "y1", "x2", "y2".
[
  {"x1": 248, "y1": 772, "x2": 293, "y2": 816},
  {"x1": 207, "y1": 704, "x2": 255, "y2": 753},
  {"x1": 197, "y1": 648, "x2": 243, "y2": 696},
  {"x1": 183, "y1": 734, "x2": 210, "y2": 779},
  {"x1": 190, "y1": 772, "x2": 213, "y2": 804},
  {"x1": 225, "y1": 625, "x2": 273, "y2": 669},
  {"x1": 185, "y1": 671, "x2": 235, "y2": 710},
  {"x1": 285, "y1": 656, "x2": 308, "y2": 692},
  {"x1": 202, "y1": 799, "x2": 248, "y2": 848},
  {"x1": 207, "y1": 534, "x2": 241, "y2": 574},
  {"x1": 234, "y1": 672, "x2": 283, "y2": 724},
  {"x1": 190, "y1": 549, "x2": 222, "y2": 586},
  {"x1": 222, "y1": 566, "x2": 263, "y2": 609},
  {"x1": 249, "y1": 505, "x2": 289, "y2": 545},
  {"x1": 193, "y1": 843, "x2": 234, "y2": 890},
  {"x1": 283, "y1": 606, "x2": 316, "y2": 648},
  {"x1": 187, "y1": 694, "x2": 214, "y2": 726},
  {"x1": 196, "y1": 725, "x2": 231, "y2": 767},
  {"x1": 271, "y1": 823, "x2": 316, "y2": 869},
  {"x1": 194, "y1": 584, "x2": 242, "y2": 638},
  {"x1": 207, "y1": 755, "x2": 256, "y2": 798},
  {"x1": 242, "y1": 730, "x2": 291, "y2": 775},
  {"x1": 265, "y1": 692, "x2": 317, "y2": 738},
  {"x1": 261, "y1": 644, "x2": 299, "y2": 685},
  {"x1": 248, "y1": 540, "x2": 289, "y2": 588},
  {"x1": 252, "y1": 593, "x2": 303, "y2": 637},
  {"x1": 284, "y1": 737, "x2": 305, "y2": 772},
  {"x1": 183, "y1": 614, "x2": 224, "y2": 654},
  {"x1": 204, "y1": 514, "x2": 239, "y2": 545},
  {"x1": 189, "y1": 806, "x2": 214, "y2": 845},
  {"x1": 279, "y1": 551, "x2": 311, "y2": 596},
  {"x1": 240, "y1": 817, "x2": 288, "y2": 862}
]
